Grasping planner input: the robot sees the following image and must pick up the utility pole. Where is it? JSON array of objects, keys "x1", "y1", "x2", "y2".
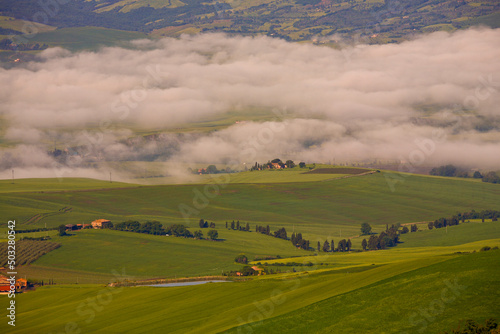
[
  {"x1": 12, "y1": 169, "x2": 14, "y2": 184},
  {"x1": 110, "y1": 172, "x2": 112, "y2": 183}
]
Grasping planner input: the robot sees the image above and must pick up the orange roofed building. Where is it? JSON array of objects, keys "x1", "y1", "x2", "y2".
[
  {"x1": 251, "y1": 266, "x2": 265, "y2": 275},
  {"x1": 15, "y1": 278, "x2": 27, "y2": 289},
  {"x1": 91, "y1": 219, "x2": 111, "y2": 229},
  {"x1": 0, "y1": 277, "x2": 28, "y2": 293}
]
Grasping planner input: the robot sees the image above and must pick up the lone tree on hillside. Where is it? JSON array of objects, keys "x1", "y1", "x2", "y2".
[
  {"x1": 235, "y1": 254, "x2": 248, "y2": 264},
  {"x1": 207, "y1": 229, "x2": 218, "y2": 240},
  {"x1": 58, "y1": 224, "x2": 66, "y2": 236},
  {"x1": 361, "y1": 223, "x2": 372, "y2": 235}
]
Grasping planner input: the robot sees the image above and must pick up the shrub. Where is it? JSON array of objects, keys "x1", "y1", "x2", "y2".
[{"x1": 235, "y1": 254, "x2": 248, "y2": 264}]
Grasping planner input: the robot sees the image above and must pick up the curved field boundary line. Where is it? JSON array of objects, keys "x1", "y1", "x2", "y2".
[
  {"x1": 321, "y1": 170, "x2": 379, "y2": 182},
  {"x1": 304, "y1": 168, "x2": 373, "y2": 175},
  {"x1": 110, "y1": 275, "x2": 231, "y2": 287},
  {"x1": 24, "y1": 214, "x2": 42, "y2": 225},
  {"x1": 23, "y1": 207, "x2": 73, "y2": 225}
]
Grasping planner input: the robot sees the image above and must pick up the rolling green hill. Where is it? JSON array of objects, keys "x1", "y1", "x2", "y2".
[
  {"x1": 397, "y1": 219, "x2": 500, "y2": 248},
  {"x1": 226, "y1": 249, "x2": 500, "y2": 334},
  {"x1": 19, "y1": 228, "x2": 309, "y2": 281},
  {"x1": 0, "y1": 172, "x2": 498, "y2": 333},
  {"x1": 29, "y1": 26, "x2": 147, "y2": 51},
  {"x1": 1, "y1": 171, "x2": 498, "y2": 240},
  {"x1": 4, "y1": 248, "x2": 499, "y2": 333},
  {"x1": 1, "y1": 170, "x2": 498, "y2": 282}
]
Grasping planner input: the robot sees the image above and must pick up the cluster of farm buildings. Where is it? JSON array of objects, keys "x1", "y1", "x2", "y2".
[
  {"x1": 65, "y1": 219, "x2": 111, "y2": 231},
  {"x1": 0, "y1": 276, "x2": 27, "y2": 293},
  {"x1": 235, "y1": 266, "x2": 264, "y2": 276}
]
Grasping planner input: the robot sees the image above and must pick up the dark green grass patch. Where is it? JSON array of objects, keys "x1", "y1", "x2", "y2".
[
  {"x1": 305, "y1": 167, "x2": 373, "y2": 174},
  {"x1": 225, "y1": 250, "x2": 500, "y2": 334}
]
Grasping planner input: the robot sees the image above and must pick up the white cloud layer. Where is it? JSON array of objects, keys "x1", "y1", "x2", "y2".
[{"x1": 0, "y1": 28, "x2": 499, "y2": 180}]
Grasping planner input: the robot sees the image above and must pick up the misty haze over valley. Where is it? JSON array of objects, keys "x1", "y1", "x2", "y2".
[{"x1": 0, "y1": 28, "x2": 499, "y2": 181}]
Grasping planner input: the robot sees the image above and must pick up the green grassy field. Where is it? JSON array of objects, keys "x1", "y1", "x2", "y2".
[
  {"x1": 0, "y1": 171, "x2": 498, "y2": 333},
  {"x1": 0, "y1": 178, "x2": 136, "y2": 193},
  {"x1": 0, "y1": 15, "x2": 55, "y2": 34},
  {"x1": 398, "y1": 219, "x2": 500, "y2": 248},
  {"x1": 15, "y1": 228, "x2": 309, "y2": 281},
  {"x1": 227, "y1": 249, "x2": 500, "y2": 334},
  {"x1": 30, "y1": 27, "x2": 147, "y2": 51},
  {"x1": 0, "y1": 171, "x2": 498, "y2": 283},
  {"x1": 5, "y1": 248, "x2": 499, "y2": 333},
  {"x1": 259, "y1": 238, "x2": 500, "y2": 269},
  {"x1": 1, "y1": 171, "x2": 498, "y2": 243},
  {"x1": 7, "y1": 217, "x2": 499, "y2": 284},
  {"x1": 209, "y1": 168, "x2": 351, "y2": 184}
]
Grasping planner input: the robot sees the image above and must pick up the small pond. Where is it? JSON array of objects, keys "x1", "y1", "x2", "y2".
[{"x1": 145, "y1": 280, "x2": 230, "y2": 287}]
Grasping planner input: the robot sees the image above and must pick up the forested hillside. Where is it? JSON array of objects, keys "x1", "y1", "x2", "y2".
[{"x1": 1, "y1": 0, "x2": 499, "y2": 42}]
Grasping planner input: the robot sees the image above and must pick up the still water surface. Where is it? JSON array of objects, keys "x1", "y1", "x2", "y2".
[{"x1": 146, "y1": 280, "x2": 230, "y2": 287}]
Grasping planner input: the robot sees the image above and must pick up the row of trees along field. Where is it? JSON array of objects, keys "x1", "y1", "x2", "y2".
[
  {"x1": 225, "y1": 220, "x2": 250, "y2": 231},
  {"x1": 430, "y1": 164, "x2": 500, "y2": 184},
  {"x1": 429, "y1": 209, "x2": 499, "y2": 229},
  {"x1": 315, "y1": 239, "x2": 353, "y2": 252},
  {"x1": 199, "y1": 219, "x2": 215, "y2": 228},
  {"x1": 16, "y1": 227, "x2": 59, "y2": 233},
  {"x1": 224, "y1": 265, "x2": 311, "y2": 277},
  {"x1": 216, "y1": 218, "x2": 313, "y2": 249},
  {"x1": 250, "y1": 158, "x2": 307, "y2": 171},
  {"x1": 359, "y1": 223, "x2": 420, "y2": 251},
  {"x1": 106, "y1": 220, "x2": 219, "y2": 240}
]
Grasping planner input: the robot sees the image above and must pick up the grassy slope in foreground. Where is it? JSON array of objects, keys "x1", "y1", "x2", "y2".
[
  {"x1": 397, "y1": 219, "x2": 500, "y2": 248},
  {"x1": 6, "y1": 249, "x2": 500, "y2": 334},
  {"x1": 225, "y1": 249, "x2": 500, "y2": 334}
]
